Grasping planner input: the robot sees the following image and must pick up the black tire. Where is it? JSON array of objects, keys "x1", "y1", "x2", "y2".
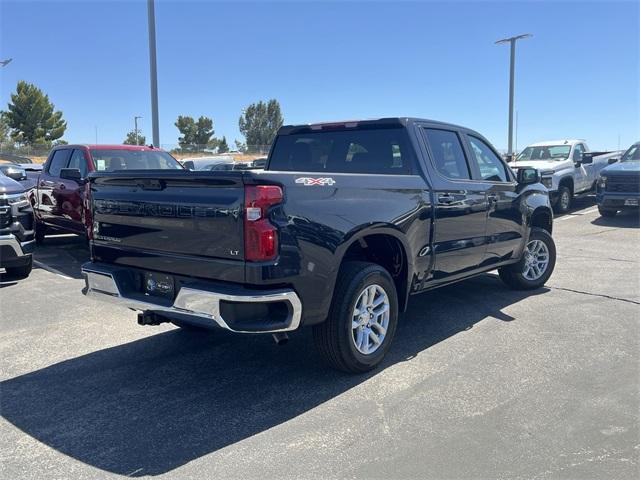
[
  {"x1": 554, "y1": 185, "x2": 572, "y2": 214},
  {"x1": 598, "y1": 206, "x2": 617, "y2": 217},
  {"x1": 499, "y1": 228, "x2": 556, "y2": 290},
  {"x1": 313, "y1": 261, "x2": 398, "y2": 373},
  {"x1": 35, "y1": 222, "x2": 46, "y2": 245},
  {"x1": 5, "y1": 256, "x2": 33, "y2": 279}
]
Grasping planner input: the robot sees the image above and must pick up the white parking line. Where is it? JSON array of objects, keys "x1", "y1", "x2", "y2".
[
  {"x1": 33, "y1": 260, "x2": 74, "y2": 280},
  {"x1": 557, "y1": 207, "x2": 599, "y2": 221}
]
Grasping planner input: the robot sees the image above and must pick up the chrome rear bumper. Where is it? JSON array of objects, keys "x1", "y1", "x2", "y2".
[{"x1": 81, "y1": 264, "x2": 302, "y2": 333}]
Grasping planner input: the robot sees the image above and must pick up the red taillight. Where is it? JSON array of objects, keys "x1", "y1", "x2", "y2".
[{"x1": 244, "y1": 185, "x2": 283, "y2": 261}]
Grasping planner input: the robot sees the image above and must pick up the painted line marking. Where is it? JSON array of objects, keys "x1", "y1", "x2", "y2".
[
  {"x1": 557, "y1": 207, "x2": 599, "y2": 221},
  {"x1": 33, "y1": 260, "x2": 74, "y2": 280}
]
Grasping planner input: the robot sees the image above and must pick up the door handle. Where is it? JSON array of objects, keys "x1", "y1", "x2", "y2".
[{"x1": 58, "y1": 184, "x2": 66, "y2": 190}]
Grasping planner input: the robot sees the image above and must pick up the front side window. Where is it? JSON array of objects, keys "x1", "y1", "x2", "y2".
[
  {"x1": 47, "y1": 149, "x2": 71, "y2": 176},
  {"x1": 91, "y1": 149, "x2": 183, "y2": 172},
  {"x1": 467, "y1": 136, "x2": 509, "y2": 182},
  {"x1": 67, "y1": 149, "x2": 88, "y2": 177},
  {"x1": 268, "y1": 127, "x2": 415, "y2": 175},
  {"x1": 621, "y1": 143, "x2": 640, "y2": 162},
  {"x1": 423, "y1": 128, "x2": 470, "y2": 180}
]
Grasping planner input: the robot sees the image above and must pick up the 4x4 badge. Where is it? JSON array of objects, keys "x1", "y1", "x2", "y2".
[{"x1": 295, "y1": 177, "x2": 336, "y2": 186}]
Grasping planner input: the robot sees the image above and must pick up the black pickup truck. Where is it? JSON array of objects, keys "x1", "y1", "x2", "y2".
[{"x1": 82, "y1": 118, "x2": 556, "y2": 372}]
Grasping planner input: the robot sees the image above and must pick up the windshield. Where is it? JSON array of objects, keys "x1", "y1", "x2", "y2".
[
  {"x1": 91, "y1": 149, "x2": 183, "y2": 171},
  {"x1": 517, "y1": 145, "x2": 571, "y2": 161},
  {"x1": 621, "y1": 144, "x2": 640, "y2": 162}
]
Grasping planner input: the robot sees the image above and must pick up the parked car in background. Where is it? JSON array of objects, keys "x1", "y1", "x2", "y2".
[
  {"x1": 82, "y1": 117, "x2": 556, "y2": 373},
  {"x1": 251, "y1": 158, "x2": 267, "y2": 169},
  {"x1": 511, "y1": 140, "x2": 616, "y2": 213},
  {"x1": 596, "y1": 141, "x2": 640, "y2": 217},
  {"x1": 180, "y1": 156, "x2": 235, "y2": 171},
  {"x1": 0, "y1": 174, "x2": 35, "y2": 278},
  {"x1": 30, "y1": 145, "x2": 183, "y2": 243}
]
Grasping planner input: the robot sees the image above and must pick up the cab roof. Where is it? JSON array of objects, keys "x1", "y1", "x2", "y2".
[
  {"x1": 52, "y1": 144, "x2": 161, "y2": 151},
  {"x1": 279, "y1": 117, "x2": 470, "y2": 135},
  {"x1": 527, "y1": 139, "x2": 585, "y2": 147}
]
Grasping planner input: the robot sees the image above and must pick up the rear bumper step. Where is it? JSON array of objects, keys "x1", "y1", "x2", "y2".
[{"x1": 81, "y1": 262, "x2": 302, "y2": 333}]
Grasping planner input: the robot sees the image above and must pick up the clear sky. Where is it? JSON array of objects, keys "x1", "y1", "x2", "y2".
[{"x1": 1, "y1": 0, "x2": 638, "y2": 151}]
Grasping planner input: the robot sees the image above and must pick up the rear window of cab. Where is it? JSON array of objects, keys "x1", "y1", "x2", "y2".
[{"x1": 268, "y1": 128, "x2": 416, "y2": 175}]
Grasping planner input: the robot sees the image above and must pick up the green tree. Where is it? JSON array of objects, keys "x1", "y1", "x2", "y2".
[
  {"x1": 234, "y1": 139, "x2": 246, "y2": 152},
  {"x1": 238, "y1": 99, "x2": 283, "y2": 153},
  {"x1": 0, "y1": 112, "x2": 10, "y2": 146},
  {"x1": 123, "y1": 130, "x2": 146, "y2": 145},
  {"x1": 175, "y1": 115, "x2": 215, "y2": 151},
  {"x1": 4, "y1": 80, "x2": 66, "y2": 146},
  {"x1": 218, "y1": 136, "x2": 229, "y2": 153}
]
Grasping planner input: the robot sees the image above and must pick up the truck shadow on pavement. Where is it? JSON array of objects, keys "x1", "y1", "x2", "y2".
[
  {"x1": 591, "y1": 210, "x2": 640, "y2": 228},
  {"x1": 1, "y1": 274, "x2": 548, "y2": 477},
  {"x1": 33, "y1": 234, "x2": 89, "y2": 279}
]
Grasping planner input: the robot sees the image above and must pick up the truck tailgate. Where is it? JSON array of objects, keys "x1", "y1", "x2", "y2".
[{"x1": 89, "y1": 171, "x2": 245, "y2": 281}]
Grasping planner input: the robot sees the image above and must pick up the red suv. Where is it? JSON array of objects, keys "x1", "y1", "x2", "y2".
[{"x1": 31, "y1": 145, "x2": 183, "y2": 243}]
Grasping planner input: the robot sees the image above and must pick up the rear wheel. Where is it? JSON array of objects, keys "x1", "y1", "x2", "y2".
[
  {"x1": 554, "y1": 185, "x2": 572, "y2": 214},
  {"x1": 598, "y1": 206, "x2": 617, "y2": 217},
  {"x1": 499, "y1": 228, "x2": 556, "y2": 290},
  {"x1": 5, "y1": 256, "x2": 33, "y2": 279},
  {"x1": 313, "y1": 261, "x2": 398, "y2": 373}
]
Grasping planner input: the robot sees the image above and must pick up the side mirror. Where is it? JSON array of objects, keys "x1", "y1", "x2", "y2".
[
  {"x1": 608, "y1": 157, "x2": 619, "y2": 165},
  {"x1": 60, "y1": 168, "x2": 84, "y2": 183},
  {"x1": 517, "y1": 167, "x2": 540, "y2": 185},
  {"x1": 182, "y1": 160, "x2": 195, "y2": 170},
  {"x1": 581, "y1": 153, "x2": 594, "y2": 165}
]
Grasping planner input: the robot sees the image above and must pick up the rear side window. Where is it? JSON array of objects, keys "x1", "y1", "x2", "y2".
[
  {"x1": 47, "y1": 149, "x2": 71, "y2": 176},
  {"x1": 91, "y1": 149, "x2": 182, "y2": 171},
  {"x1": 423, "y1": 129, "x2": 470, "y2": 180},
  {"x1": 268, "y1": 128, "x2": 416, "y2": 174}
]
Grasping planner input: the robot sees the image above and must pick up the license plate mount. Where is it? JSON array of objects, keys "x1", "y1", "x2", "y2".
[{"x1": 143, "y1": 272, "x2": 175, "y2": 300}]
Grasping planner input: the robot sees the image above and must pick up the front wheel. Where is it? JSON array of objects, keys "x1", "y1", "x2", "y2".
[
  {"x1": 313, "y1": 261, "x2": 398, "y2": 373},
  {"x1": 598, "y1": 206, "x2": 617, "y2": 217},
  {"x1": 554, "y1": 186, "x2": 572, "y2": 214},
  {"x1": 499, "y1": 228, "x2": 556, "y2": 290}
]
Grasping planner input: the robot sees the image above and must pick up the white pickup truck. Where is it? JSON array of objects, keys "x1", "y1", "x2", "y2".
[{"x1": 511, "y1": 139, "x2": 620, "y2": 213}]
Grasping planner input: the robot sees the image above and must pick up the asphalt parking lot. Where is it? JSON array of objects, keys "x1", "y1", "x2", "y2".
[{"x1": 1, "y1": 196, "x2": 639, "y2": 480}]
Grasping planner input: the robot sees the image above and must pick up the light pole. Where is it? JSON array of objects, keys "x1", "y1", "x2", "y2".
[
  {"x1": 495, "y1": 34, "x2": 532, "y2": 161},
  {"x1": 134, "y1": 116, "x2": 142, "y2": 145},
  {"x1": 147, "y1": 0, "x2": 160, "y2": 147}
]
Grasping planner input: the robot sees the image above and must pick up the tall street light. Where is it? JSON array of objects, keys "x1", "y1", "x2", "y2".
[
  {"x1": 495, "y1": 33, "x2": 532, "y2": 161},
  {"x1": 147, "y1": 0, "x2": 160, "y2": 147}
]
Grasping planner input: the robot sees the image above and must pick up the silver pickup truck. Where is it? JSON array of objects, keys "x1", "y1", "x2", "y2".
[{"x1": 511, "y1": 139, "x2": 620, "y2": 213}]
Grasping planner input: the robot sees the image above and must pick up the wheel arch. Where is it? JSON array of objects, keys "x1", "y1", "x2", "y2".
[
  {"x1": 335, "y1": 226, "x2": 413, "y2": 312},
  {"x1": 558, "y1": 175, "x2": 574, "y2": 193},
  {"x1": 530, "y1": 206, "x2": 553, "y2": 234}
]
